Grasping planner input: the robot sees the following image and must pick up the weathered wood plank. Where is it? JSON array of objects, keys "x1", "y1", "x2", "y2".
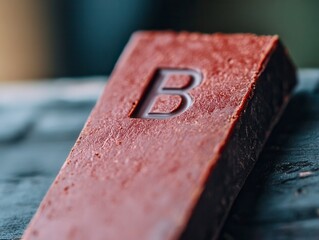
[
  {"x1": 0, "y1": 79, "x2": 105, "y2": 240},
  {"x1": 1, "y1": 71, "x2": 319, "y2": 239},
  {"x1": 220, "y1": 69, "x2": 319, "y2": 239}
]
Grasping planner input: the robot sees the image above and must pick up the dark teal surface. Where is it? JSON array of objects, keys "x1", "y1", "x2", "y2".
[
  {"x1": 221, "y1": 70, "x2": 319, "y2": 239},
  {"x1": 0, "y1": 71, "x2": 319, "y2": 239}
]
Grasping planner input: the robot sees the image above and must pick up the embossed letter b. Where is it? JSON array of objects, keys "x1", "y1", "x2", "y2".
[{"x1": 131, "y1": 68, "x2": 202, "y2": 119}]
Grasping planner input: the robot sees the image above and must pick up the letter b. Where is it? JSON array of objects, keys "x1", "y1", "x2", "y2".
[{"x1": 131, "y1": 68, "x2": 202, "y2": 119}]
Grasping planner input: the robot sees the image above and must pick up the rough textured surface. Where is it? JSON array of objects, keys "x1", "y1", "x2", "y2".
[
  {"x1": 0, "y1": 70, "x2": 319, "y2": 239},
  {"x1": 0, "y1": 79, "x2": 105, "y2": 240},
  {"x1": 20, "y1": 32, "x2": 295, "y2": 240},
  {"x1": 180, "y1": 38, "x2": 295, "y2": 240},
  {"x1": 220, "y1": 70, "x2": 319, "y2": 240}
]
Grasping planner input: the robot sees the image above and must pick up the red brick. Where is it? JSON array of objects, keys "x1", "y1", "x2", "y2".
[{"x1": 22, "y1": 32, "x2": 296, "y2": 240}]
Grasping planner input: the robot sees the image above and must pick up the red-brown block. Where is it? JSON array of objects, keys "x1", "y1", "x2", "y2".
[{"x1": 22, "y1": 32, "x2": 296, "y2": 240}]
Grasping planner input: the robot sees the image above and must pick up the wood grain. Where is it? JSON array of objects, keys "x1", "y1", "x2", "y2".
[{"x1": 0, "y1": 71, "x2": 318, "y2": 239}]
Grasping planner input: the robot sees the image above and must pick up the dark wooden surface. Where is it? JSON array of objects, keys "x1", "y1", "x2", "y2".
[{"x1": 1, "y1": 71, "x2": 319, "y2": 239}]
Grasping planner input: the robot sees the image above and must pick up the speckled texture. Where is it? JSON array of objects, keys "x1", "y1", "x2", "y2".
[
  {"x1": 180, "y1": 41, "x2": 296, "y2": 240},
  {"x1": 22, "y1": 32, "x2": 296, "y2": 240}
]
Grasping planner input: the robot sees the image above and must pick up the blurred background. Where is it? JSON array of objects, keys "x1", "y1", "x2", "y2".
[
  {"x1": 0, "y1": 0, "x2": 318, "y2": 81},
  {"x1": 2, "y1": 2, "x2": 319, "y2": 239}
]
